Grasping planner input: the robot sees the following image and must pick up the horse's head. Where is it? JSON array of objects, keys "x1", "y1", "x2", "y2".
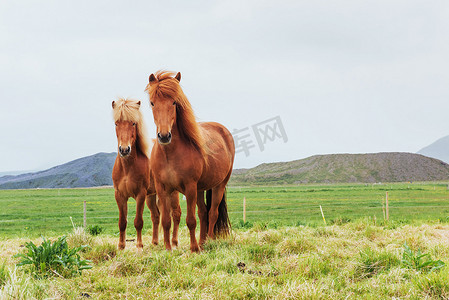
[
  {"x1": 112, "y1": 100, "x2": 140, "y2": 158},
  {"x1": 146, "y1": 72, "x2": 181, "y2": 145}
]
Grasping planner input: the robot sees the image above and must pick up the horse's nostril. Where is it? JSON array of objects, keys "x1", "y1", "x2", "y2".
[
  {"x1": 157, "y1": 132, "x2": 172, "y2": 144},
  {"x1": 119, "y1": 145, "x2": 131, "y2": 156}
]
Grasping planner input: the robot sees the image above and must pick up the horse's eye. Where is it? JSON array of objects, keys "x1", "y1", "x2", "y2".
[
  {"x1": 115, "y1": 123, "x2": 118, "y2": 127},
  {"x1": 132, "y1": 123, "x2": 136, "y2": 126},
  {"x1": 150, "y1": 102, "x2": 154, "y2": 107},
  {"x1": 173, "y1": 101, "x2": 176, "y2": 105}
]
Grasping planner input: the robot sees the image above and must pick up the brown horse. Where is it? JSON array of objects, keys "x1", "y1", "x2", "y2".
[
  {"x1": 145, "y1": 71, "x2": 235, "y2": 252},
  {"x1": 111, "y1": 98, "x2": 181, "y2": 249}
]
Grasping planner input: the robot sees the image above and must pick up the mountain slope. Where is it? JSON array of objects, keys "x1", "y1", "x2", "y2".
[
  {"x1": 230, "y1": 152, "x2": 449, "y2": 185},
  {"x1": 417, "y1": 135, "x2": 449, "y2": 164},
  {"x1": 1, "y1": 152, "x2": 448, "y2": 189},
  {"x1": 0, "y1": 152, "x2": 117, "y2": 189}
]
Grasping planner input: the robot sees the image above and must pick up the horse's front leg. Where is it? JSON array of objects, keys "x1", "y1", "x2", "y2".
[
  {"x1": 134, "y1": 192, "x2": 146, "y2": 249},
  {"x1": 185, "y1": 185, "x2": 200, "y2": 253},
  {"x1": 146, "y1": 194, "x2": 160, "y2": 245},
  {"x1": 155, "y1": 184, "x2": 173, "y2": 250},
  {"x1": 170, "y1": 192, "x2": 181, "y2": 248},
  {"x1": 115, "y1": 190, "x2": 128, "y2": 250}
]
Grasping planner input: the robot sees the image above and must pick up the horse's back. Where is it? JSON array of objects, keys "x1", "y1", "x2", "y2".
[
  {"x1": 198, "y1": 122, "x2": 235, "y2": 189},
  {"x1": 200, "y1": 122, "x2": 234, "y2": 154}
]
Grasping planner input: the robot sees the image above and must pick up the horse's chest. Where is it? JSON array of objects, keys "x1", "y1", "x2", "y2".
[
  {"x1": 158, "y1": 166, "x2": 180, "y2": 187},
  {"x1": 152, "y1": 147, "x2": 202, "y2": 191},
  {"x1": 116, "y1": 175, "x2": 143, "y2": 198}
]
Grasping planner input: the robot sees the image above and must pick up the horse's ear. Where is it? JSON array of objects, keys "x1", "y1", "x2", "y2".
[
  {"x1": 175, "y1": 72, "x2": 181, "y2": 82},
  {"x1": 112, "y1": 101, "x2": 115, "y2": 108},
  {"x1": 149, "y1": 74, "x2": 157, "y2": 83}
]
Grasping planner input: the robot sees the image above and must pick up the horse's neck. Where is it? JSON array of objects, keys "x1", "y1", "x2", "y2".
[{"x1": 171, "y1": 121, "x2": 195, "y2": 148}]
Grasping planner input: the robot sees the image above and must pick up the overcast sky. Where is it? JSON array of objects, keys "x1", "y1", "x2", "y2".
[{"x1": 1, "y1": 0, "x2": 448, "y2": 173}]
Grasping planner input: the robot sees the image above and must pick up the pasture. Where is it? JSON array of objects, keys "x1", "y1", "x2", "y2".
[
  {"x1": 0, "y1": 183, "x2": 449, "y2": 237},
  {"x1": 1, "y1": 183, "x2": 449, "y2": 299}
]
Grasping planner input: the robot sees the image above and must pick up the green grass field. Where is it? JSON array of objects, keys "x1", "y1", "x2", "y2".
[
  {"x1": 1, "y1": 182, "x2": 448, "y2": 238},
  {"x1": 2, "y1": 183, "x2": 449, "y2": 299}
]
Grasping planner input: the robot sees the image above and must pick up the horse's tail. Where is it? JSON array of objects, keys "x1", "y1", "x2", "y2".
[{"x1": 206, "y1": 189, "x2": 231, "y2": 237}]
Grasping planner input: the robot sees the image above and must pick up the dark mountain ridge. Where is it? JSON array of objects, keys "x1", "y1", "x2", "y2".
[
  {"x1": 1, "y1": 152, "x2": 448, "y2": 189},
  {"x1": 0, "y1": 152, "x2": 116, "y2": 189},
  {"x1": 230, "y1": 152, "x2": 449, "y2": 185}
]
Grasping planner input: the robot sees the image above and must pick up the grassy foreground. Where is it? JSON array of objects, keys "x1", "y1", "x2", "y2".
[{"x1": 1, "y1": 222, "x2": 449, "y2": 299}]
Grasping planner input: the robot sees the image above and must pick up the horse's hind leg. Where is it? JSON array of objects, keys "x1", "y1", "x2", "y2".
[
  {"x1": 170, "y1": 192, "x2": 181, "y2": 247},
  {"x1": 115, "y1": 190, "x2": 128, "y2": 250},
  {"x1": 208, "y1": 184, "x2": 226, "y2": 239},
  {"x1": 146, "y1": 194, "x2": 160, "y2": 245},
  {"x1": 197, "y1": 190, "x2": 208, "y2": 247},
  {"x1": 135, "y1": 193, "x2": 146, "y2": 249}
]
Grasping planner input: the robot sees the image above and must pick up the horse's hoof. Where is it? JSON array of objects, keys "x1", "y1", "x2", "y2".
[
  {"x1": 118, "y1": 244, "x2": 125, "y2": 250},
  {"x1": 152, "y1": 240, "x2": 158, "y2": 246},
  {"x1": 171, "y1": 240, "x2": 178, "y2": 248},
  {"x1": 190, "y1": 244, "x2": 200, "y2": 253}
]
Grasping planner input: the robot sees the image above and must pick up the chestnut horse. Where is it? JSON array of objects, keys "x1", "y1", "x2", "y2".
[
  {"x1": 111, "y1": 98, "x2": 181, "y2": 249},
  {"x1": 145, "y1": 71, "x2": 235, "y2": 252}
]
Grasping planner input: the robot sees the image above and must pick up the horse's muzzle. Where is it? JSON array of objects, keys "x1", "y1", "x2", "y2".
[
  {"x1": 157, "y1": 132, "x2": 172, "y2": 145},
  {"x1": 119, "y1": 145, "x2": 131, "y2": 157}
]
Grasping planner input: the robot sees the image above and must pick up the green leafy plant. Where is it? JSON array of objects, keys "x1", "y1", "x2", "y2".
[
  {"x1": 234, "y1": 219, "x2": 253, "y2": 229},
  {"x1": 87, "y1": 225, "x2": 104, "y2": 236},
  {"x1": 14, "y1": 236, "x2": 92, "y2": 278},
  {"x1": 402, "y1": 242, "x2": 445, "y2": 272}
]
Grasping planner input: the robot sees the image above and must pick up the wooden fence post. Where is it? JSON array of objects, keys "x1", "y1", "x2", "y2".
[{"x1": 320, "y1": 205, "x2": 326, "y2": 225}]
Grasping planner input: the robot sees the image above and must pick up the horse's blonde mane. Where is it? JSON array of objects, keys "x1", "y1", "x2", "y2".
[
  {"x1": 113, "y1": 98, "x2": 151, "y2": 158},
  {"x1": 145, "y1": 71, "x2": 208, "y2": 163}
]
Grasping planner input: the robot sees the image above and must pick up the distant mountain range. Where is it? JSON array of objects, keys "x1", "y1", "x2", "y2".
[
  {"x1": 417, "y1": 135, "x2": 449, "y2": 164},
  {"x1": 0, "y1": 153, "x2": 116, "y2": 189},
  {"x1": 230, "y1": 152, "x2": 449, "y2": 185},
  {"x1": 1, "y1": 151, "x2": 448, "y2": 189}
]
